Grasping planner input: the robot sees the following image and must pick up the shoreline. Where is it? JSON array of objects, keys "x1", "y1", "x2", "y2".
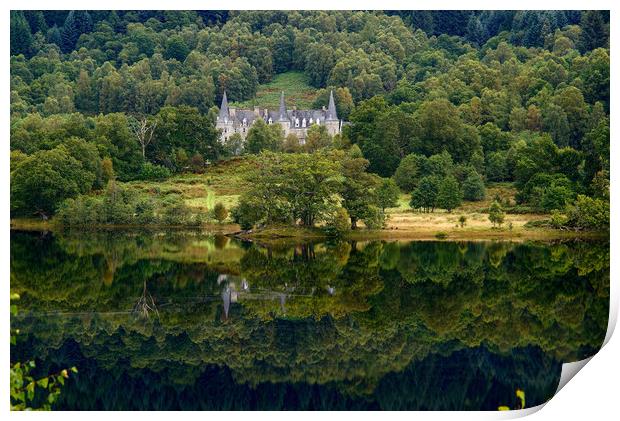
[{"x1": 10, "y1": 218, "x2": 608, "y2": 242}]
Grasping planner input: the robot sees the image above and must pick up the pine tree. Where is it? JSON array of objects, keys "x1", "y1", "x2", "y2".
[
  {"x1": 10, "y1": 11, "x2": 32, "y2": 56},
  {"x1": 61, "y1": 11, "x2": 79, "y2": 53},
  {"x1": 24, "y1": 11, "x2": 48, "y2": 34},
  {"x1": 73, "y1": 11, "x2": 93, "y2": 34},
  {"x1": 580, "y1": 11, "x2": 608, "y2": 52},
  {"x1": 46, "y1": 25, "x2": 62, "y2": 47}
]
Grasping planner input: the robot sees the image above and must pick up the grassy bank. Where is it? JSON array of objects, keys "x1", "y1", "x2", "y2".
[{"x1": 11, "y1": 157, "x2": 606, "y2": 241}]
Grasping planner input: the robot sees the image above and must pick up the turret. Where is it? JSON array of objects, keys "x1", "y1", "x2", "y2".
[
  {"x1": 326, "y1": 90, "x2": 338, "y2": 121},
  {"x1": 218, "y1": 91, "x2": 229, "y2": 122}
]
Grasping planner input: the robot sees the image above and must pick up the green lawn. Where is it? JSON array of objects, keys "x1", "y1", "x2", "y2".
[{"x1": 231, "y1": 71, "x2": 319, "y2": 109}]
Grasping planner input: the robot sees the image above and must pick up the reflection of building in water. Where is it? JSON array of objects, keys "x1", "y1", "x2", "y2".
[{"x1": 217, "y1": 273, "x2": 321, "y2": 318}]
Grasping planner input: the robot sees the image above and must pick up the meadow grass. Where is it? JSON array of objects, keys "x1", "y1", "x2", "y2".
[{"x1": 231, "y1": 71, "x2": 319, "y2": 109}]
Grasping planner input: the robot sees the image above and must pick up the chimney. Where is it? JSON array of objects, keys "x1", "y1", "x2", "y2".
[
  {"x1": 229, "y1": 108, "x2": 236, "y2": 117},
  {"x1": 254, "y1": 106, "x2": 260, "y2": 115}
]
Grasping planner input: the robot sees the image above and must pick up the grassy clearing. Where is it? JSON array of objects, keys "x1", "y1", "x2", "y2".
[
  {"x1": 231, "y1": 71, "x2": 318, "y2": 109},
  {"x1": 125, "y1": 156, "x2": 257, "y2": 221}
]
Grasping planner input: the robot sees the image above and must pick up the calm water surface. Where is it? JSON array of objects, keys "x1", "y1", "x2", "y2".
[{"x1": 10, "y1": 230, "x2": 609, "y2": 410}]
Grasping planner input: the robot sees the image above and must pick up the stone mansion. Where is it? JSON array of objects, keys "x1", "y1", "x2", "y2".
[{"x1": 215, "y1": 90, "x2": 342, "y2": 144}]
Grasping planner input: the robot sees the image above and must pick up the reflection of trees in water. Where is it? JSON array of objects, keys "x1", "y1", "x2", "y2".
[
  {"x1": 20, "y1": 338, "x2": 561, "y2": 410},
  {"x1": 132, "y1": 280, "x2": 159, "y2": 319},
  {"x1": 10, "y1": 231, "x2": 609, "y2": 409}
]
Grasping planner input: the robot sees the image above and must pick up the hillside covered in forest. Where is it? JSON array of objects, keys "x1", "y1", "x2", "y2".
[{"x1": 9, "y1": 10, "x2": 610, "y2": 234}]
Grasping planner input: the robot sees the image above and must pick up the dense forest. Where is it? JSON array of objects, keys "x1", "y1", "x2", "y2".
[{"x1": 9, "y1": 10, "x2": 610, "y2": 230}]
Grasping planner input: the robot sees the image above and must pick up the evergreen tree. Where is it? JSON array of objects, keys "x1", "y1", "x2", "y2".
[
  {"x1": 46, "y1": 25, "x2": 62, "y2": 47},
  {"x1": 61, "y1": 11, "x2": 79, "y2": 53},
  {"x1": 24, "y1": 11, "x2": 48, "y2": 34},
  {"x1": 580, "y1": 11, "x2": 608, "y2": 52},
  {"x1": 10, "y1": 11, "x2": 32, "y2": 56}
]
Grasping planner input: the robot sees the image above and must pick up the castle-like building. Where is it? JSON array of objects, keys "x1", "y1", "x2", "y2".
[{"x1": 215, "y1": 90, "x2": 342, "y2": 144}]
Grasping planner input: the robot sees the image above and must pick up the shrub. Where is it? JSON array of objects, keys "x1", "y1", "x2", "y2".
[
  {"x1": 213, "y1": 202, "x2": 228, "y2": 223},
  {"x1": 565, "y1": 195, "x2": 609, "y2": 230},
  {"x1": 231, "y1": 197, "x2": 265, "y2": 230},
  {"x1": 161, "y1": 195, "x2": 191, "y2": 225},
  {"x1": 139, "y1": 162, "x2": 171, "y2": 181},
  {"x1": 325, "y1": 207, "x2": 351, "y2": 236},
  {"x1": 362, "y1": 205, "x2": 385, "y2": 229},
  {"x1": 458, "y1": 215, "x2": 467, "y2": 228}
]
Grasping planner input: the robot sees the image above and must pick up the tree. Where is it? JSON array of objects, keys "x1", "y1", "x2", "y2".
[
  {"x1": 11, "y1": 147, "x2": 96, "y2": 218},
  {"x1": 246, "y1": 119, "x2": 283, "y2": 154},
  {"x1": 340, "y1": 146, "x2": 380, "y2": 229},
  {"x1": 61, "y1": 11, "x2": 79, "y2": 53},
  {"x1": 437, "y1": 176, "x2": 462, "y2": 212},
  {"x1": 325, "y1": 207, "x2": 351, "y2": 236},
  {"x1": 129, "y1": 116, "x2": 157, "y2": 159},
  {"x1": 304, "y1": 124, "x2": 332, "y2": 152},
  {"x1": 213, "y1": 202, "x2": 228, "y2": 223},
  {"x1": 458, "y1": 215, "x2": 467, "y2": 228},
  {"x1": 233, "y1": 151, "x2": 341, "y2": 227},
  {"x1": 410, "y1": 176, "x2": 440, "y2": 213},
  {"x1": 565, "y1": 194, "x2": 609, "y2": 230},
  {"x1": 376, "y1": 179, "x2": 400, "y2": 212},
  {"x1": 164, "y1": 35, "x2": 190, "y2": 61},
  {"x1": 579, "y1": 11, "x2": 608, "y2": 52},
  {"x1": 462, "y1": 170, "x2": 486, "y2": 201},
  {"x1": 283, "y1": 133, "x2": 302, "y2": 153},
  {"x1": 488, "y1": 200, "x2": 505, "y2": 228},
  {"x1": 223, "y1": 133, "x2": 244, "y2": 156},
  {"x1": 10, "y1": 11, "x2": 32, "y2": 56},
  {"x1": 393, "y1": 154, "x2": 424, "y2": 192}
]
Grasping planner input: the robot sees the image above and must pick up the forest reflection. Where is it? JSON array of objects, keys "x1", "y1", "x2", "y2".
[{"x1": 10, "y1": 230, "x2": 609, "y2": 410}]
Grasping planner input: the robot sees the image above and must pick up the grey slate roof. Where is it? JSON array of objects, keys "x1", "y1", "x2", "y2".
[{"x1": 218, "y1": 90, "x2": 341, "y2": 125}]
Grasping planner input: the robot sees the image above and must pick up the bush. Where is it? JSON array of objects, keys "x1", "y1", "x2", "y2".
[
  {"x1": 139, "y1": 162, "x2": 171, "y2": 181},
  {"x1": 231, "y1": 197, "x2": 266, "y2": 230},
  {"x1": 565, "y1": 195, "x2": 609, "y2": 230},
  {"x1": 213, "y1": 202, "x2": 228, "y2": 223},
  {"x1": 160, "y1": 195, "x2": 192, "y2": 225},
  {"x1": 325, "y1": 207, "x2": 351, "y2": 236},
  {"x1": 362, "y1": 205, "x2": 385, "y2": 229},
  {"x1": 135, "y1": 199, "x2": 156, "y2": 225}
]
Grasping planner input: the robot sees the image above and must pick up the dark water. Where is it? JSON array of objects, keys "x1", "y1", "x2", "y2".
[{"x1": 10, "y1": 230, "x2": 609, "y2": 410}]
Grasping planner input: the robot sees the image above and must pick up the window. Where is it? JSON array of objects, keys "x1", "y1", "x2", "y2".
[
  {"x1": 302, "y1": 118, "x2": 306, "y2": 128},
  {"x1": 295, "y1": 118, "x2": 300, "y2": 128}
]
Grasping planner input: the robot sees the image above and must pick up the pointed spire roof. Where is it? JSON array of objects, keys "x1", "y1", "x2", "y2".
[
  {"x1": 218, "y1": 91, "x2": 229, "y2": 121},
  {"x1": 327, "y1": 90, "x2": 338, "y2": 120},
  {"x1": 278, "y1": 91, "x2": 287, "y2": 121}
]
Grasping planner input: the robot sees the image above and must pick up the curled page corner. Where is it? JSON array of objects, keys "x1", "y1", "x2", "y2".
[{"x1": 555, "y1": 356, "x2": 594, "y2": 394}]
